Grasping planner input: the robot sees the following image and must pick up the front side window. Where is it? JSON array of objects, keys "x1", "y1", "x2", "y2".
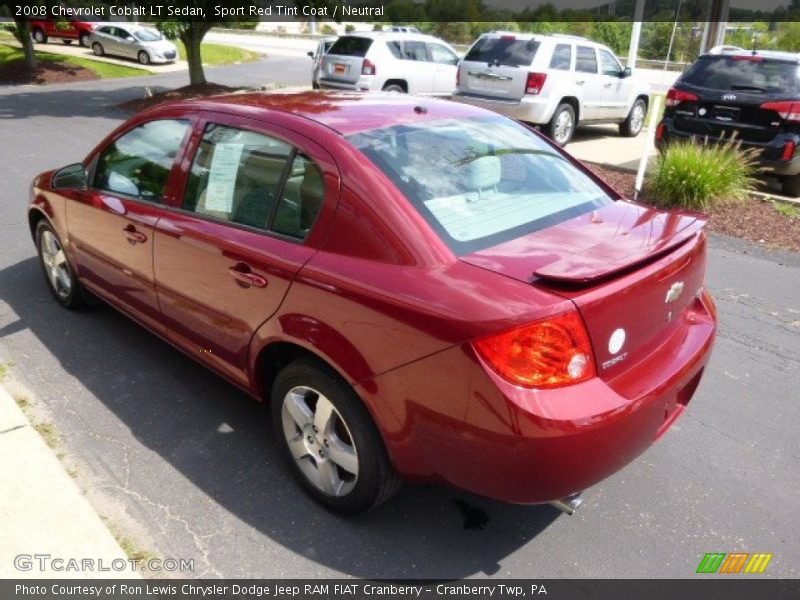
[
  {"x1": 183, "y1": 124, "x2": 324, "y2": 240},
  {"x1": 348, "y1": 117, "x2": 614, "y2": 255},
  {"x1": 576, "y1": 46, "x2": 598, "y2": 74},
  {"x1": 94, "y1": 119, "x2": 190, "y2": 201},
  {"x1": 598, "y1": 49, "x2": 622, "y2": 76},
  {"x1": 428, "y1": 43, "x2": 458, "y2": 65}
]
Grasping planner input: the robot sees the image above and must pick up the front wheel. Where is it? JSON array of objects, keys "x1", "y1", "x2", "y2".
[
  {"x1": 32, "y1": 28, "x2": 47, "y2": 44},
  {"x1": 271, "y1": 358, "x2": 401, "y2": 514},
  {"x1": 620, "y1": 99, "x2": 648, "y2": 137},
  {"x1": 545, "y1": 103, "x2": 576, "y2": 146},
  {"x1": 92, "y1": 43, "x2": 104, "y2": 57},
  {"x1": 79, "y1": 32, "x2": 90, "y2": 47},
  {"x1": 138, "y1": 51, "x2": 150, "y2": 65},
  {"x1": 382, "y1": 84, "x2": 406, "y2": 93},
  {"x1": 36, "y1": 221, "x2": 84, "y2": 309},
  {"x1": 781, "y1": 173, "x2": 800, "y2": 198}
]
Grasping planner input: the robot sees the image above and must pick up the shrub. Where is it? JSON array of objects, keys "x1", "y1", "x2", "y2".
[
  {"x1": 646, "y1": 137, "x2": 758, "y2": 211},
  {"x1": 345, "y1": 24, "x2": 355, "y2": 33},
  {"x1": 320, "y1": 24, "x2": 337, "y2": 35}
]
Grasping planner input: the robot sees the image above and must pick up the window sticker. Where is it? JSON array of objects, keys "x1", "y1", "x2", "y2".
[{"x1": 204, "y1": 143, "x2": 244, "y2": 212}]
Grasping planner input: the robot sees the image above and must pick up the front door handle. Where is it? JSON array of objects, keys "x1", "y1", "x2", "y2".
[
  {"x1": 575, "y1": 80, "x2": 586, "y2": 85},
  {"x1": 228, "y1": 264, "x2": 268, "y2": 288},
  {"x1": 604, "y1": 83, "x2": 613, "y2": 88},
  {"x1": 123, "y1": 225, "x2": 147, "y2": 245}
]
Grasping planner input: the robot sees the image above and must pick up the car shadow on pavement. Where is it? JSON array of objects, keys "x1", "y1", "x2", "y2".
[{"x1": 0, "y1": 257, "x2": 561, "y2": 578}]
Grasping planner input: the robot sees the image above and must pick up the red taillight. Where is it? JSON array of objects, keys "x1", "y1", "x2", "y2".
[
  {"x1": 656, "y1": 122, "x2": 666, "y2": 141},
  {"x1": 783, "y1": 140, "x2": 797, "y2": 161},
  {"x1": 473, "y1": 311, "x2": 596, "y2": 389},
  {"x1": 525, "y1": 72, "x2": 547, "y2": 95},
  {"x1": 761, "y1": 100, "x2": 800, "y2": 123},
  {"x1": 362, "y1": 59, "x2": 376, "y2": 76},
  {"x1": 666, "y1": 87, "x2": 699, "y2": 108}
]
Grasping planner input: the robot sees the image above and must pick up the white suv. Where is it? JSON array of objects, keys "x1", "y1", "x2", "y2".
[
  {"x1": 318, "y1": 32, "x2": 460, "y2": 96},
  {"x1": 452, "y1": 32, "x2": 651, "y2": 145}
]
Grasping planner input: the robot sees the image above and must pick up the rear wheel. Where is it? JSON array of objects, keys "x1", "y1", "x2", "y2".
[
  {"x1": 32, "y1": 28, "x2": 47, "y2": 44},
  {"x1": 92, "y1": 43, "x2": 104, "y2": 57},
  {"x1": 545, "y1": 103, "x2": 576, "y2": 146},
  {"x1": 36, "y1": 221, "x2": 84, "y2": 309},
  {"x1": 138, "y1": 51, "x2": 150, "y2": 65},
  {"x1": 781, "y1": 173, "x2": 800, "y2": 198},
  {"x1": 620, "y1": 99, "x2": 647, "y2": 137},
  {"x1": 271, "y1": 358, "x2": 401, "y2": 514},
  {"x1": 382, "y1": 83, "x2": 406, "y2": 93}
]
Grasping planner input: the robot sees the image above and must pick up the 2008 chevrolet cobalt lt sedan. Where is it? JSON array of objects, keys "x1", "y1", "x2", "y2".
[{"x1": 28, "y1": 92, "x2": 717, "y2": 514}]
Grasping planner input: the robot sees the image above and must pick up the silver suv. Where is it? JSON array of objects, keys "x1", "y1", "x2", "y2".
[
  {"x1": 318, "y1": 32, "x2": 460, "y2": 96},
  {"x1": 452, "y1": 32, "x2": 651, "y2": 145}
]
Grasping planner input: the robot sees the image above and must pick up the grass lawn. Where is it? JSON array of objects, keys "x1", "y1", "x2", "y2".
[
  {"x1": 178, "y1": 42, "x2": 260, "y2": 66},
  {"x1": 0, "y1": 43, "x2": 150, "y2": 79}
]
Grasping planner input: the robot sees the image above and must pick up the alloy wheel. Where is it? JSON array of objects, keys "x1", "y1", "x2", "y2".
[
  {"x1": 40, "y1": 230, "x2": 73, "y2": 299},
  {"x1": 280, "y1": 385, "x2": 359, "y2": 497},
  {"x1": 630, "y1": 104, "x2": 645, "y2": 135},
  {"x1": 554, "y1": 110, "x2": 574, "y2": 145}
]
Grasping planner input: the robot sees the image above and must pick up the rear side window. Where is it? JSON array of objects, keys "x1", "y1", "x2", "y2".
[
  {"x1": 549, "y1": 44, "x2": 572, "y2": 70},
  {"x1": 94, "y1": 119, "x2": 190, "y2": 202},
  {"x1": 681, "y1": 56, "x2": 800, "y2": 94},
  {"x1": 328, "y1": 36, "x2": 373, "y2": 58},
  {"x1": 576, "y1": 46, "x2": 598, "y2": 73},
  {"x1": 348, "y1": 116, "x2": 613, "y2": 255},
  {"x1": 464, "y1": 37, "x2": 539, "y2": 67},
  {"x1": 183, "y1": 124, "x2": 324, "y2": 240}
]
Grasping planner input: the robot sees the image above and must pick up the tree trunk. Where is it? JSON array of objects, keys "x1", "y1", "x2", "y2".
[
  {"x1": 14, "y1": 18, "x2": 37, "y2": 70},
  {"x1": 181, "y1": 23, "x2": 212, "y2": 86}
]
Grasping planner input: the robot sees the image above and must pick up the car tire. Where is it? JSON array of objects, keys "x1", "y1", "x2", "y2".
[
  {"x1": 138, "y1": 51, "x2": 151, "y2": 66},
  {"x1": 271, "y1": 357, "x2": 401, "y2": 514},
  {"x1": 545, "y1": 103, "x2": 576, "y2": 146},
  {"x1": 382, "y1": 84, "x2": 406, "y2": 93},
  {"x1": 781, "y1": 173, "x2": 800, "y2": 198},
  {"x1": 79, "y1": 32, "x2": 90, "y2": 47},
  {"x1": 312, "y1": 81, "x2": 320, "y2": 90},
  {"x1": 92, "y1": 43, "x2": 104, "y2": 57},
  {"x1": 35, "y1": 221, "x2": 84, "y2": 310},
  {"x1": 32, "y1": 28, "x2": 47, "y2": 44},
  {"x1": 620, "y1": 99, "x2": 648, "y2": 137}
]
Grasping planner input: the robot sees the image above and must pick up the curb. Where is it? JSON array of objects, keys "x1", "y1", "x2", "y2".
[{"x1": 0, "y1": 384, "x2": 140, "y2": 579}]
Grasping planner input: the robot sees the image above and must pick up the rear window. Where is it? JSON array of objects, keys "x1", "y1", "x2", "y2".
[
  {"x1": 464, "y1": 37, "x2": 539, "y2": 67},
  {"x1": 682, "y1": 56, "x2": 800, "y2": 94},
  {"x1": 328, "y1": 36, "x2": 373, "y2": 58},
  {"x1": 348, "y1": 117, "x2": 613, "y2": 255}
]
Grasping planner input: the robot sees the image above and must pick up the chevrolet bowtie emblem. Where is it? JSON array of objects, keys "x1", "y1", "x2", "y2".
[{"x1": 665, "y1": 281, "x2": 685, "y2": 304}]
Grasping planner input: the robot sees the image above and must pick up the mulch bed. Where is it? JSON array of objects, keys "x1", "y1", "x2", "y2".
[
  {"x1": 586, "y1": 162, "x2": 800, "y2": 253},
  {"x1": 117, "y1": 83, "x2": 238, "y2": 112},
  {"x1": 0, "y1": 60, "x2": 97, "y2": 85}
]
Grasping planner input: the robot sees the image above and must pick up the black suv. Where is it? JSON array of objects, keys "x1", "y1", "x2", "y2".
[{"x1": 656, "y1": 50, "x2": 800, "y2": 197}]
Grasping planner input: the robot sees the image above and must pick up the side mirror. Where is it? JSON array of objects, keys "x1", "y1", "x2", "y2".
[
  {"x1": 52, "y1": 163, "x2": 87, "y2": 190},
  {"x1": 621, "y1": 67, "x2": 632, "y2": 78},
  {"x1": 307, "y1": 51, "x2": 315, "y2": 58}
]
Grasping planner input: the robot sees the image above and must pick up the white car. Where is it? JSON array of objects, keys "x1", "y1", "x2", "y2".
[
  {"x1": 318, "y1": 32, "x2": 460, "y2": 96},
  {"x1": 452, "y1": 32, "x2": 651, "y2": 145}
]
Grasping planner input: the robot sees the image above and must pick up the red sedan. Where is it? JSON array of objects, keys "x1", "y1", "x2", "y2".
[{"x1": 28, "y1": 92, "x2": 716, "y2": 514}]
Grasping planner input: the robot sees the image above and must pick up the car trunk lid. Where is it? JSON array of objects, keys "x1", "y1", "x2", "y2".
[
  {"x1": 320, "y1": 36, "x2": 373, "y2": 85},
  {"x1": 461, "y1": 201, "x2": 708, "y2": 379},
  {"x1": 457, "y1": 36, "x2": 539, "y2": 101}
]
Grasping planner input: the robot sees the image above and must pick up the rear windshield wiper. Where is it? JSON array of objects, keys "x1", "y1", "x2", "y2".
[{"x1": 730, "y1": 85, "x2": 766, "y2": 92}]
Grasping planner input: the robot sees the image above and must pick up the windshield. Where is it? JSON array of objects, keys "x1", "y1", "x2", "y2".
[
  {"x1": 133, "y1": 28, "x2": 163, "y2": 42},
  {"x1": 464, "y1": 37, "x2": 539, "y2": 67},
  {"x1": 348, "y1": 117, "x2": 614, "y2": 255},
  {"x1": 682, "y1": 56, "x2": 800, "y2": 94}
]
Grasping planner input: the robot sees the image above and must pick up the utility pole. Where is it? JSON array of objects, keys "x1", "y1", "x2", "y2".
[
  {"x1": 700, "y1": 0, "x2": 731, "y2": 53},
  {"x1": 627, "y1": 0, "x2": 646, "y2": 71}
]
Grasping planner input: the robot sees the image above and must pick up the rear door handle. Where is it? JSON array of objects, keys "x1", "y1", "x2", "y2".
[
  {"x1": 123, "y1": 225, "x2": 147, "y2": 245},
  {"x1": 575, "y1": 80, "x2": 586, "y2": 85},
  {"x1": 604, "y1": 83, "x2": 613, "y2": 88},
  {"x1": 228, "y1": 264, "x2": 268, "y2": 288}
]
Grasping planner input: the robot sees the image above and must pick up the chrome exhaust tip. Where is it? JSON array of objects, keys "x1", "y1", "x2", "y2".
[{"x1": 549, "y1": 493, "x2": 583, "y2": 515}]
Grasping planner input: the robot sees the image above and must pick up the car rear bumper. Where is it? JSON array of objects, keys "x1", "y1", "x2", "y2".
[
  {"x1": 451, "y1": 91, "x2": 553, "y2": 125},
  {"x1": 657, "y1": 118, "x2": 800, "y2": 176},
  {"x1": 360, "y1": 290, "x2": 717, "y2": 504},
  {"x1": 319, "y1": 77, "x2": 377, "y2": 92}
]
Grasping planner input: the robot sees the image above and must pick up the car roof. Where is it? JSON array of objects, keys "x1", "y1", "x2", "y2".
[
  {"x1": 336, "y1": 31, "x2": 449, "y2": 44},
  {"x1": 159, "y1": 91, "x2": 490, "y2": 136},
  {"x1": 478, "y1": 31, "x2": 596, "y2": 44},
  {"x1": 703, "y1": 48, "x2": 800, "y2": 63}
]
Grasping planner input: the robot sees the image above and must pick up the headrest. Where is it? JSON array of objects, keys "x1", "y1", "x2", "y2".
[{"x1": 462, "y1": 155, "x2": 501, "y2": 191}]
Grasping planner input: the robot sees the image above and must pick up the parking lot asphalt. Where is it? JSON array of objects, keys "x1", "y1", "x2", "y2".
[{"x1": 0, "y1": 70, "x2": 799, "y2": 579}]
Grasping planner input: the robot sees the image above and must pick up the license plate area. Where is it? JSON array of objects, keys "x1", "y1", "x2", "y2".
[
  {"x1": 333, "y1": 63, "x2": 348, "y2": 74},
  {"x1": 712, "y1": 105, "x2": 741, "y2": 122}
]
